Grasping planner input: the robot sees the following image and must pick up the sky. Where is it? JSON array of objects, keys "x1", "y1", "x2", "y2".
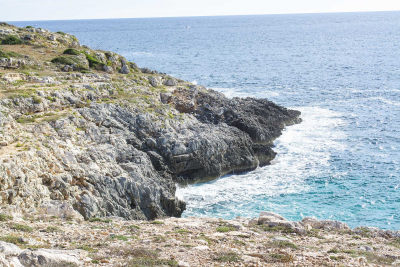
[{"x1": 1, "y1": 0, "x2": 400, "y2": 21}]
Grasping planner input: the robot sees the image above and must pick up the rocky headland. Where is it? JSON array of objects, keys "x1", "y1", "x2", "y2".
[{"x1": 0, "y1": 22, "x2": 398, "y2": 266}]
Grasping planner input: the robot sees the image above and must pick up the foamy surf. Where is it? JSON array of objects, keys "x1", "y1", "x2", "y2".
[{"x1": 176, "y1": 106, "x2": 347, "y2": 220}]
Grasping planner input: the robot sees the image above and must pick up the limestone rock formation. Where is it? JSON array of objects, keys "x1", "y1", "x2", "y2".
[{"x1": 0, "y1": 23, "x2": 301, "y2": 221}]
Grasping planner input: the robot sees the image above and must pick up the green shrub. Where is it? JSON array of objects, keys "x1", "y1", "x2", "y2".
[
  {"x1": 82, "y1": 52, "x2": 103, "y2": 69},
  {"x1": 32, "y1": 96, "x2": 42, "y2": 104},
  {"x1": 26, "y1": 26, "x2": 33, "y2": 29},
  {"x1": 63, "y1": 48, "x2": 81, "y2": 55},
  {"x1": 57, "y1": 31, "x2": 66, "y2": 35},
  {"x1": 51, "y1": 56, "x2": 87, "y2": 70},
  {"x1": 51, "y1": 56, "x2": 78, "y2": 65},
  {"x1": 2, "y1": 35, "x2": 23, "y2": 45}
]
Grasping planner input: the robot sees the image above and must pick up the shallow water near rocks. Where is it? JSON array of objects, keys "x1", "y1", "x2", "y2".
[{"x1": 12, "y1": 11, "x2": 400, "y2": 229}]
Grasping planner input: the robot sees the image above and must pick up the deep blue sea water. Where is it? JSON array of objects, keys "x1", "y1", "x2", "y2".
[{"x1": 11, "y1": 11, "x2": 400, "y2": 229}]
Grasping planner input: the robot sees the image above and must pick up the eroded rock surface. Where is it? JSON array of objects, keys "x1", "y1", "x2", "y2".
[{"x1": 0, "y1": 24, "x2": 300, "y2": 221}]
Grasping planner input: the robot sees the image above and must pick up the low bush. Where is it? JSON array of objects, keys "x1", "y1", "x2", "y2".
[
  {"x1": 63, "y1": 48, "x2": 81, "y2": 55},
  {"x1": 2, "y1": 35, "x2": 23, "y2": 45},
  {"x1": 82, "y1": 52, "x2": 103, "y2": 69},
  {"x1": 51, "y1": 56, "x2": 88, "y2": 70}
]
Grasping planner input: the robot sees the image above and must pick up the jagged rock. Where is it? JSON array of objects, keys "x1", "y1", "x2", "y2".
[
  {"x1": 103, "y1": 65, "x2": 113, "y2": 74},
  {"x1": 37, "y1": 201, "x2": 84, "y2": 222},
  {"x1": 149, "y1": 76, "x2": 162, "y2": 87},
  {"x1": 164, "y1": 78, "x2": 177, "y2": 86},
  {"x1": 120, "y1": 64, "x2": 129, "y2": 74}
]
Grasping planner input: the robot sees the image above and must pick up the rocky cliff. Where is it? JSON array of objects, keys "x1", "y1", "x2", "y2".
[{"x1": 0, "y1": 22, "x2": 301, "y2": 221}]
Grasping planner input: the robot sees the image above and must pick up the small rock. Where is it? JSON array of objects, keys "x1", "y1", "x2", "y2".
[
  {"x1": 178, "y1": 260, "x2": 190, "y2": 267},
  {"x1": 358, "y1": 245, "x2": 374, "y2": 252},
  {"x1": 193, "y1": 246, "x2": 209, "y2": 250},
  {"x1": 272, "y1": 236, "x2": 292, "y2": 242}
]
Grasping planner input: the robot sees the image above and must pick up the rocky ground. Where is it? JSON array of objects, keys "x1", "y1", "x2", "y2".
[{"x1": 0, "y1": 212, "x2": 400, "y2": 266}]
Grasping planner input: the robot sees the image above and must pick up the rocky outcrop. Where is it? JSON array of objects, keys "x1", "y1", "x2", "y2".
[{"x1": 0, "y1": 24, "x2": 301, "y2": 221}]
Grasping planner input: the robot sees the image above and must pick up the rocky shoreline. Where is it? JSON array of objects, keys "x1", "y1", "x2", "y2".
[
  {"x1": 0, "y1": 23, "x2": 300, "y2": 221},
  {"x1": 1, "y1": 23, "x2": 398, "y2": 266}
]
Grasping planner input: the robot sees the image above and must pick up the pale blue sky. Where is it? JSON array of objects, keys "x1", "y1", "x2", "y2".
[{"x1": 1, "y1": 0, "x2": 400, "y2": 21}]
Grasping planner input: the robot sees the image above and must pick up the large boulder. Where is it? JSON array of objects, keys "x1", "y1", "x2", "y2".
[
  {"x1": 18, "y1": 249, "x2": 85, "y2": 267},
  {"x1": 0, "y1": 242, "x2": 21, "y2": 256}
]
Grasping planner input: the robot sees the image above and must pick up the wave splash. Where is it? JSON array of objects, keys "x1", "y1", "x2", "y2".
[{"x1": 176, "y1": 106, "x2": 347, "y2": 220}]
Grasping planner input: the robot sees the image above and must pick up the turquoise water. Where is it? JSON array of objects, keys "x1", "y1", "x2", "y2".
[{"x1": 11, "y1": 11, "x2": 400, "y2": 229}]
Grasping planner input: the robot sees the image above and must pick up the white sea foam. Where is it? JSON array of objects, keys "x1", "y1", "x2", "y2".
[
  {"x1": 212, "y1": 87, "x2": 280, "y2": 99},
  {"x1": 176, "y1": 107, "x2": 347, "y2": 219}
]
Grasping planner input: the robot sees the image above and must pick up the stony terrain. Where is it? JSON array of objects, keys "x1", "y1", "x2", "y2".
[
  {"x1": 2, "y1": 22, "x2": 398, "y2": 267},
  {"x1": 0, "y1": 211, "x2": 400, "y2": 266}
]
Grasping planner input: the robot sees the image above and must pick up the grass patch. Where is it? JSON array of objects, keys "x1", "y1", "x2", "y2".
[
  {"x1": 0, "y1": 235, "x2": 26, "y2": 245},
  {"x1": 16, "y1": 117, "x2": 35, "y2": 124},
  {"x1": 0, "y1": 214, "x2": 13, "y2": 221},
  {"x1": 270, "y1": 241, "x2": 298, "y2": 250},
  {"x1": 174, "y1": 229, "x2": 191, "y2": 234},
  {"x1": 330, "y1": 255, "x2": 345, "y2": 261},
  {"x1": 115, "y1": 248, "x2": 178, "y2": 267},
  {"x1": 216, "y1": 226, "x2": 235, "y2": 233},
  {"x1": 44, "y1": 226, "x2": 63, "y2": 233},
  {"x1": 150, "y1": 221, "x2": 164, "y2": 225},
  {"x1": 111, "y1": 235, "x2": 128, "y2": 241},
  {"x1": 89, "y1": 218, "x2": 112, "y2": 223},
  {"x1": 130, "y1": 225, "x2": 141, "y2": 230},
  {"x1": 261, "y1": 225, "x2": 295, "y2": 234},
  {"x1": 0, "y1": 49, "x2": 22, "y2": 59},
  {"x1": 214, "y1": 252, "x2": 240, "y2": 262},
  {"x1": 250, "y1": 252, "x2": 295, "y2": 263},
  {"x1": 388, "y1": 238, "x2": 400, "y2": 249},
  {"x1": 10, "y1": 223, "x2": 33, "y2": 232}
]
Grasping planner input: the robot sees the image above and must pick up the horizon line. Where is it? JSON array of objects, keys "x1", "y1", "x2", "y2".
[{"x1": 5, "y1": 9, "x2": 400, "y2": 23}]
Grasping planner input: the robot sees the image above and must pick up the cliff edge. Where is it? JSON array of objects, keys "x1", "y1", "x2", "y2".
[{"x1": 0, "y1": 22, "x2": 301, "y2": 221}]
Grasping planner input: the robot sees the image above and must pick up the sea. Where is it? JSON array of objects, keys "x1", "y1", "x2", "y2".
[{"x1": 11, "y1": 11, "x2": 400, "y2": 229}]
